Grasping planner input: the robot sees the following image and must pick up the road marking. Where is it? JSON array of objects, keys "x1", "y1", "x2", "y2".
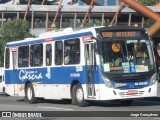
[{"x1": 38, "y1": 106, "x2": 74, "y2": 111}]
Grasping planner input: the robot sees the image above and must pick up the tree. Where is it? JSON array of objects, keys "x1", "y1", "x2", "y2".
[
  {"x1": 139, "y1": 0, "x2": 159, "y2": 6},
  {"x1": 0, "y1": 18, "x2": 33, "y2": 66},
  {"x1": 1, "y1": 18, "x2": 32, "y2": 42},
  {"x1": 138, "y1": 0, "x2": 159, "y2": 28}
]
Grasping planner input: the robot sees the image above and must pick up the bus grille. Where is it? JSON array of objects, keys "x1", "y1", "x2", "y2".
[
  {"x1": 112, "y1": 78, "x2": 147, "y2": 83},
  {"x1": 119, "y1": 91, "x2": 145, "y2": 97}
]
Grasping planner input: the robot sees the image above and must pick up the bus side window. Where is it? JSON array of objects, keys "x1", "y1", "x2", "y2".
[
  {"x1": 5, "y1": 48, "x2": 10, "y2": 69},
  {"x1": 55, "y1": 41, "x2": 63, "y2": 65},
  {"x1": 64, "y1": 39, "x2": 80, "y2": 65},
  {"x1": 75, "y1": 51, "x2": 80, "y2": 64},
  {"x1": 18, "y1": 46, "x2": 29, "y2": 67},
  {"x1": 0, "y1": 76, "x2": 2, "y2": 83},
  {"x1": 46, "y1": 44, "x2": 52, "y2": 66},
  {"x1": 30, "y1": 44, "x2": 43, "y2": 67}
]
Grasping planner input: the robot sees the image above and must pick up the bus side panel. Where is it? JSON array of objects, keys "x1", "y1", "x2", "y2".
[
  {"x1": 53, "y1": 66, "x2": 84, "y2": 99},
  {"x1": 5, "y1": 70, "x2": 17, "y2": 95},
  {"x1": 5, "y1": 68, "x2": 45, "y2": 96}
]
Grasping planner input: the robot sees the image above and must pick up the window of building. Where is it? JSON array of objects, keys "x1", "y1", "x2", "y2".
[
  {"x1": 64, "y1": 39, "x2": 80, "y2": 65},
  {"x1": 48, "y1": 16, "x2": 61, "y2": 29},
  {"x1": 97, "y1": 0, "x2": 104, "y2": 5},
  {"x1": 18, "y1": 46, "x2": 29, "y2": 67},
  {"x1": 5, "y1": 48, "x2": 10, "y2": 69},
  {"x1": 131, "y1": 15, "x2": 143, "y2": 27},
  {"x1": 61, "y1": 13, "x2": 75, "y2": 28},
  {"x1": 46, "y1": 44, "x2": 52, "y2": 66},
  {"x1": 103, "y1": 14, "x2": 112, "y2": 26},
  {"x1": 33, "y1": 16, "x2": 46, "y2": 28},
  {"x1": 107, "y1": 0, "x2": 116, "y2": 6},
  {"x1": 55, "y1": 41, "x2": 63, "y2": 65},
  {"x1": 19, "y1": 0, "x2": 58, "y2": 5},
  {"x1": 78, "y1": 0, "x2": 84, "y2": 6},
  {"x1": 30, "y1": 44, "x2": 43, "y2": 67},
  {"x1": 76, "y1": 14, "x2": 89, "y2": 27},
  {"x1": 117, "y1": 14, "x2": 129, "y2": 26},
  {"x1": 90, "y1": 14, "x2": 102, "y2": 26},
  {"x1": 0, "y1": 0, "x2": 11, "y2": 4}
]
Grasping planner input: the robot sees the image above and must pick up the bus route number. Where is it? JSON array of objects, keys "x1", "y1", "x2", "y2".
[
  {"x1": 101, "y1": 32, "x2": 112, "y2": 38},
  {"x1": 100, "y1": 31, "x2": 141, "y2": 38}
]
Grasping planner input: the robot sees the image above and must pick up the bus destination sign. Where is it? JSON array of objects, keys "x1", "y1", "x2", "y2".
[{"x1": 100, "y1": 31, "x2": 141, "y2": 38}]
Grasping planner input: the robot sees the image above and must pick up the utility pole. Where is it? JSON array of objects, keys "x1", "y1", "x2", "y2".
[
  {"x1": 50, "y1": 0, "x2": 63, "y2": 29},
  {"x1": 12, "y1": 0, "x2": 15, "y2": 5},
  {"x1": 41, "y1": 0, "x2": 45, "y2": 5},
  {"x1": 80, "y1": 0, "x2": 94, "y2": 27},
  {"x1": 24, "y1": 0, "x2": 31, "y2": 21}
]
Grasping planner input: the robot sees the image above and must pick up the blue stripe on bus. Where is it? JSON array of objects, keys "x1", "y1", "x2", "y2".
[
  {"x1": 6, "y1": 32, "x2": 93, "y2": 47},
  {"x1": 5, "y1": 66, "x2": 102, "y2": 85},
  {"x1": 5, "y1": 65, "x2": 151, "y2": 89}
]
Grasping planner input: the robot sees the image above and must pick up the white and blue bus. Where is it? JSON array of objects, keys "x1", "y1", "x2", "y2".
[{"x1": 4, "y1": 26, "x2": 158, "y2": 106}]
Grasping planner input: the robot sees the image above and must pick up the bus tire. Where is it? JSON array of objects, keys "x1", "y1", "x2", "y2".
[
  {"x1": 3, "y1": 87, "x2": 7, "y2": 96},
  {"x1": 72, "y1": 83, "x2": 89, "y2": 107},
  {"x1": 25, "y1": 83, "x2": 37, "y2": 104},
  {"x1": 120, "y1": 100, "x2": 133, "y2": 106},
  {"x1": 71, "y1": 85, "x2": 77, "y2": 105}
]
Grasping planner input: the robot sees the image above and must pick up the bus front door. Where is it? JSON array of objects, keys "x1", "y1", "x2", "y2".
[
  {"x1": 12, "y1": 51, "x2": 18, "y2": 95},
  {"x1": 84, "y1": 42, "x2": 95, "y2": 98}
]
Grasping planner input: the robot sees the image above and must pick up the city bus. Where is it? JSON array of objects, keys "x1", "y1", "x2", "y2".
[{"x1": 4, "y1": 26, "x2": 158, "y2": 106}]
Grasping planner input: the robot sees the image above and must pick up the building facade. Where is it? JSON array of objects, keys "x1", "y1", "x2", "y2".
[
  {"x1": 17, "y1": 0, "x2": 120, "y2": 6},
  {"x1": 0, "y1": 1, "x2": 159, "y2": 38}
]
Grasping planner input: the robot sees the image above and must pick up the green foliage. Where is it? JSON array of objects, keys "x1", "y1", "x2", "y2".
[
  {"x1": 139, "y1": 0, "x2": 159, "y2": 6},
  {"x1": 1, "y1": 18, "x2": 32, "y2": 42},
  {"x1": 139, "y1": 0, "x2": 158, "y2": 30},
  {"x1": 144, "y1": 19, "x2": 155, "y2": 28},
  {"x1": 0, "y1": 18, "x2": 32, "y2": 66}
]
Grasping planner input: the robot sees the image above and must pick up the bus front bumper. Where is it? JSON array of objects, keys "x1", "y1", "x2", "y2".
[{"x1": 97, "y1": 82, "x2": 158, "y2": 100}]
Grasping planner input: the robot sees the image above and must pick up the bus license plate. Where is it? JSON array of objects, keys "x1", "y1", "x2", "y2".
[{"x1": 128, "y1": 90, "x2": 138, "y2": 94}]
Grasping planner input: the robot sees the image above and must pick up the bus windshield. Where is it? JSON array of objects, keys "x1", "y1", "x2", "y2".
[{"x1": 100, "y1": 39, "x2": 154, "y2": 73}]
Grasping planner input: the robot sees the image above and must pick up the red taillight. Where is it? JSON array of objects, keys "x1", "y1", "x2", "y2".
[{"x1": 82, "y1": 36, "x2": 93, "y2": 42}]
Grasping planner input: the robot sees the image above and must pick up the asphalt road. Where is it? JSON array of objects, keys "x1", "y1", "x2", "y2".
[
  {"x1": 0, "y1": 94, "x2": 160, "y2": 120},
  {"x1": 0, "y1": 87, "x2": 160, "y2": 120}
]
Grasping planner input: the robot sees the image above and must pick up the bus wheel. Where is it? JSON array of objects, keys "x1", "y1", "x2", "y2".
[
  {"x1": 3, "y1": 87, "x2": 7, "y2": 96},
  {"x1": 25, "y1": 83, "x2": 37, "y2": 104},
  {"x1": 120, "y1": 100, "x2": 133, "y2": 106},
  {"x1": 72, "y1": 83, "x2": 89, "y2": 107}
]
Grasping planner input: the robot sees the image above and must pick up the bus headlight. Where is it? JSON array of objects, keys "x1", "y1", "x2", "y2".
[
  {"x1": 150, "y1": 73, "x2": 156, "y2": 86},
  {"x1": 102, "y1": 76, "x2": 113, "y2": 88}
]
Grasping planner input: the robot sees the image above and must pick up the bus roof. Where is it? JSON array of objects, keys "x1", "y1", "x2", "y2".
[
  {"x1": 5, "y1": 26, "x2": 146, "y2": 47},
  {"x1": 96, "y1": 26, "x2": 147, "y2": 31},
  {"x1": 5, "y1": 26, "x2": 104, "y2": 47}
]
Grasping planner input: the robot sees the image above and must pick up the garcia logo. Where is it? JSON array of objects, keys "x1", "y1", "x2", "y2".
[{"x1": 19, "y1": 70, "x2": 43, "y2": 81}]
